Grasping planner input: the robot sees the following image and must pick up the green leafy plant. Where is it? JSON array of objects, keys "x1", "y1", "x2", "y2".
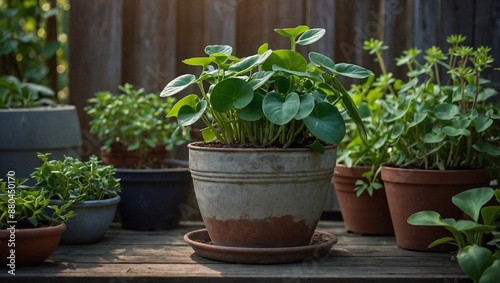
[
  {"x1": 31, "y1": 153, "x2": 121, "y2": 203},
  {"x1": 336, "y1": 39, "x2": 398, "y2": 196},
  {"x1": 161, "y1": 25, "x2": 372, "y2": 152},
  {"x1": 385, "y1": 35, "x2": 500, "y2": 175},
  {"x1": 0, "y1": 179, "x2": 74, "y2": 229},
  {"x1": 457, "y1": 244, "x2": 500, "y2": 283},
  {"x1": 0, "y1": 0, "x2": 62, "y2": 107},
  {"x1": 408, "y1": 187, "x2": 500, "y2": 250},
  {"x1": 85, "y1": 83, "x2": 191, "y2": 168},
  {"x1": 0, "y1": 75, "x2": 55, "y2": 108}
]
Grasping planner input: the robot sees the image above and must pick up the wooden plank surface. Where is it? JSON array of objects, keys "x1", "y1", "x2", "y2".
[{"x1": 1, "y1": 221, "x2": 470, "y2": 283}]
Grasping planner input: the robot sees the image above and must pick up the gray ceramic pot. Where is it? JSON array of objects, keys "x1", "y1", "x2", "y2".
[{"x1": 51, "y1": 195, "x2": 120, "y2": 244}]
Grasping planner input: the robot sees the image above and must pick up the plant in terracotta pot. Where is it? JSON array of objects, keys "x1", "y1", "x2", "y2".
[
  {"x1": 161, "y1": 25, "x2": 372, "y2": 261},
  {"x1": 31, "y1": 153, "x2": 121, "y2": 244},
  {"x1": 333, "y1": 39, "x2": 397, "y2": 235},
  {"x1": 0, "y1": 3, "x2": 81, "y2": 183},
  {"x1": 85, "y1": 83, "x2": 192, "y2": 230},
  {"x1": 378, "y1": 34, "x2": 500, "y2": 251},
  {"x1": 0, "y1": 175, "x2": 74, "y2": 267}
]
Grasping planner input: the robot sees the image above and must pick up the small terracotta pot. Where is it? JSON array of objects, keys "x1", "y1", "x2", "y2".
[
  {"x1": 381, "y1": 167, "x2": 491, "y2": 252},
  {"x1": 333, "y1": 164, "x2": 393, "y2": 235},
  {"x1": 100, "y1": 143, "x2": 168, "y2": 168},
  {"x1": 0, "y1": 223, "x2": 66, "y2": 266}
]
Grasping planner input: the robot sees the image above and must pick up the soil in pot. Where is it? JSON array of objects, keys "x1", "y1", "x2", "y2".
[
  {"x1": 333, "y1": 164, "x2": 393, "y2": 235},
  {"x1": 381, "y1": 166, "x2": 492, "y2": 252}
]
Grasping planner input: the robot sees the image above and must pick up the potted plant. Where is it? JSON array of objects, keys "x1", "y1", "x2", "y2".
[
  {"x1": 0, "y1": 176, "x2": 74, "y2": 266},
  {"x1": 85, "y1": 83, "x2": 192, "y2": 230},
  {"x1": 161, "y1": 25, "x2": 372, "y2": 252},
  {"x1": 378, "y1": 35, "x2": 500, "y2": 251},
  {"x1": 0, "y1": 3, "x2": 81, "y2": 183},
  {"x1": 333, "y1": 39, "x2": 396, "y2": 235},
  {"x1": 408, "y1": 187, "x2": 500, "y2": 281},
  {"x1": 31, "y1": 153, "x2": 121, "y2": 244}
]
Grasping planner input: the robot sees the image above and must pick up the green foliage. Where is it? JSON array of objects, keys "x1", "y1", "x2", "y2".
[
  {"x1": 384, "y1": 35, "x2": 500, "y2": 172},
  {"x1": 0, "y1": 179, "x2": 74, "y2": 229},
  {"x1": 161, "y1": 25, "x2": 372, "y2": 152},
  {"x1": 408, "y1": 187, "x2": 500, "y2": 250},
  {"x1": 457, "y1": 245, "x2": 500, "y2": 283},
  {"x1": 85, "y1": 83, "x2": 191, "y2": 168},
  {"x1": 0, "y1": 0, "x2": 68, "y2": 106},
  {"x1": 337, "y1": 39, "x2": 397, "y2": 196},
  {"x1": 0, "y1": 75, "x2": 55, "y2": 108},
  {"x1": 31, "y1": 153, "x2": 121, "y2": 203}
]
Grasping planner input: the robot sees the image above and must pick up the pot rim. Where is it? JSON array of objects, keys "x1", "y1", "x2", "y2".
[
  {"x1": 0, "y1": 222, "x2": 66, "y2": 236},
  {"x1": 50, "y1": 195, "x2": 121, "y2": 207},
  {"x1": 0, "y1": 105, "x2": 76, "y2": 113},
  {"x1": 188, "y1": 142, "x2": 337, "y2": 153}
]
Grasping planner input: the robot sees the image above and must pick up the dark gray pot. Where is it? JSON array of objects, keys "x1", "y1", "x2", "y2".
[
  {"x1": 50, "y1": 195, "x2": 120, "y2": 244},
  {"x1": 116, "y1": 164, "x2": 192, "y2": 231},
  {"x1": 0, "y1": 105, "x2": 81, "y2": 183}
]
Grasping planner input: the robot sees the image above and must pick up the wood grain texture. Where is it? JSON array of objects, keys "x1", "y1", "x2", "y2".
[{"x1": 0, "y1": 222, "x2": 469, "y2": 283}]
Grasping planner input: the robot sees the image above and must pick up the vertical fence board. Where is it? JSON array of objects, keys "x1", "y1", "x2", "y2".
[
  {"x1": 475, "y1": 0, "x2": 500, "y2": 90},
  {"x1": 69, "y1": 0, "x2": 123, "y2": 158},
  {"x1": 122, "y1": 0, "x2": 177, "y2": 93},
  {"x1": 412, "y1": 0, "x2": 440, "y2": 50},
  {"x1": 305, "y1": 0, "x2": 335, "y2": 57},
  {"x1": 204, "y1": 0, "x2": 238, "y2": 48}
]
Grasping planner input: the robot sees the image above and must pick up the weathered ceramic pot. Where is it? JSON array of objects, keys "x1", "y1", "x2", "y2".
[
  {"x1": 333, "y1": 164, "x2": 393, "y2": 235},
  {"x1": 381, "y1": 166, "x2": 491, "y2": 252},
  {"x1": 0, "y1": 223, "x2": 66, "y2": 266},
  {"x1": 50, "y1": 195, "x2": 120, "y2": 244},
  {"x1": 188, "y1": 143, "x2": 336, "y2": 248}
]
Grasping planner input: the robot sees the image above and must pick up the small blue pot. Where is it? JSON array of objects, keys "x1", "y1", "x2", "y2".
[{"x1": 50, "y1": 195, "x2": 120, "y2": 244}]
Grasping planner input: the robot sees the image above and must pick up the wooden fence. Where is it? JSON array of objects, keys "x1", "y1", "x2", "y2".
[{"x1": 68, "y1": 0, "x2": 499, "y2": 213}]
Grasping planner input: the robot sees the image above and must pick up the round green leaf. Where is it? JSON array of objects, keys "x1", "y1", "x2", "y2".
[
  {"x1": 262, "y1": 91, "x2": 300, "y2": 125},
  {"x1": 178, "y1": 100, "x2": 207, "y2": 126},
  {"x1": 407, "y1": 211, "x2": 452, "y2": 227},
  {"x1": 452, "y1": 187, "x2": 494, "y2": 222},
  {"x1": 479, "y1": 260, "x2": 500, "y2": 283},
  {"x1": 236, "y1": 93, "x2": 264, "y2": 121},
  {"x1": 294, "y1": 93, "x2": 315, "y2": 120},
  {"x1": 167, "y1": 94, "x2": 199, "y2": 117},
  {"x1": 457, "y1": 245, "x2": 495, "y2": 283},
  {"x1": 228, "y1": 54, "x2": 261, "y2": 73},
  {"x1": 309, "y1": 52, "x2": 335, "y2": 72},
  {"x1": 303, "y1": 102, "x2": 345, "y2": 144},
  {"x1": 182, "y1": 57, "x2": 214, "y2": 67},
  {"x1": 274, "y1": 26, "x2": 309, "y2": 40},
  {"x1": 205, "y1": 45, "x2": 232, "y2": 56},
  {"x1": 160, "y1": 74, "x2": 196, "y2": 97},
  {"x1": 475, "y1": 115, "x2": 493, "y2": 133},
  {"x1": 210, "y1": 78, "x2": 254, "y2": 112},
  {"x1": 423, "y1": 131, "x2": 446, "y2": 143},
  {"x1": 442, "y1": 126, "x2": 470, "y2": 137},
  {"x1": 249, "y1": 71, "x2": 275, "y2": 90},
  {"x1": 434, "y1": 103, "x2": 460, "y2": 120},
  {"x1": 263, "y1": 50, "x2": 307, "y2": 72}
]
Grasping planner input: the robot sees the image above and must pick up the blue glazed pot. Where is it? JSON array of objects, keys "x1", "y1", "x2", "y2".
[{"x1": 50, "y1": 195, "x2": 120, "y2": 244}]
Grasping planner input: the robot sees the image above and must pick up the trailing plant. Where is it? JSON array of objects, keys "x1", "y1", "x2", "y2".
[
  {"x1": 407, "y1": 187, "x2": 500, "y2": 250},
  {"x1": 31, "y1": 153, "x2": 121, "y2": 203},
  {"x1": 161, "y1": 25, "x2": 372, "y2": 153},
  {"x1": 85, "y1": 83, "x2": 191, "y2": 168},
  {"x1": 384, "y1": 35, "x2": 500, "y2": 175},
  {"x1": 0, "y1": 179, "x2": 74, "y2": 229}
]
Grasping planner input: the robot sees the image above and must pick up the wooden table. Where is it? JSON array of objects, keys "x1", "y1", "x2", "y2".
[{"x1": 1, "y1": 221, "x2": 470, "y2": 282}]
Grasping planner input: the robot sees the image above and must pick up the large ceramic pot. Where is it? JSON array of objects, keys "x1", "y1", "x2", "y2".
[
  {"x1": 381, "y1": 166, "x2": 492, "y2": 252},
  {"x1": 116, "y1": 165, "x2": 192, "y2": 230},
  {"x1": 332, "y1": 164, "x2": 393, "y2": 235},
  {"x1": 0, "y1": 223, "x2": 66, "y2": 266},
  {"x1": 188, "y1": 143, "x2": 336, "y2": 248},
  {"x1": 50, "y1": 195, "x2": 120, "y2": 244},
  {"x1": 0, "y1": 106, "x2": 81, "y2": 183}
]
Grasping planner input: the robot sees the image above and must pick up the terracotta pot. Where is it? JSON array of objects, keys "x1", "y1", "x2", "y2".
[
  {"x1": 0, "y1": 223, "x2": 66, "y2": 266},
  {"x1": 100, "y1": 143, "x2": 168, "y2": 168},
  {"x1": 188, "y1": 143, "x2": 336, "y2": 248},
  {"x1": 381, "y1": 166, "x2": 492, "y2": 252},
  {"x1": 333, "y1": 164, "x2": 393, "y2": 235}
]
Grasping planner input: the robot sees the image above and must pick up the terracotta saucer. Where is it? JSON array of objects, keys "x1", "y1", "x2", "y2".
[{"x1": 184, "y1": 229, "x2": 338, "y2": 264}]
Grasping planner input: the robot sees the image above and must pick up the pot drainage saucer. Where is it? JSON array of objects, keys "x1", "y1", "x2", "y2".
[{"x1": 184, "y1": 229, "x2": 337, "y2": 264}]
